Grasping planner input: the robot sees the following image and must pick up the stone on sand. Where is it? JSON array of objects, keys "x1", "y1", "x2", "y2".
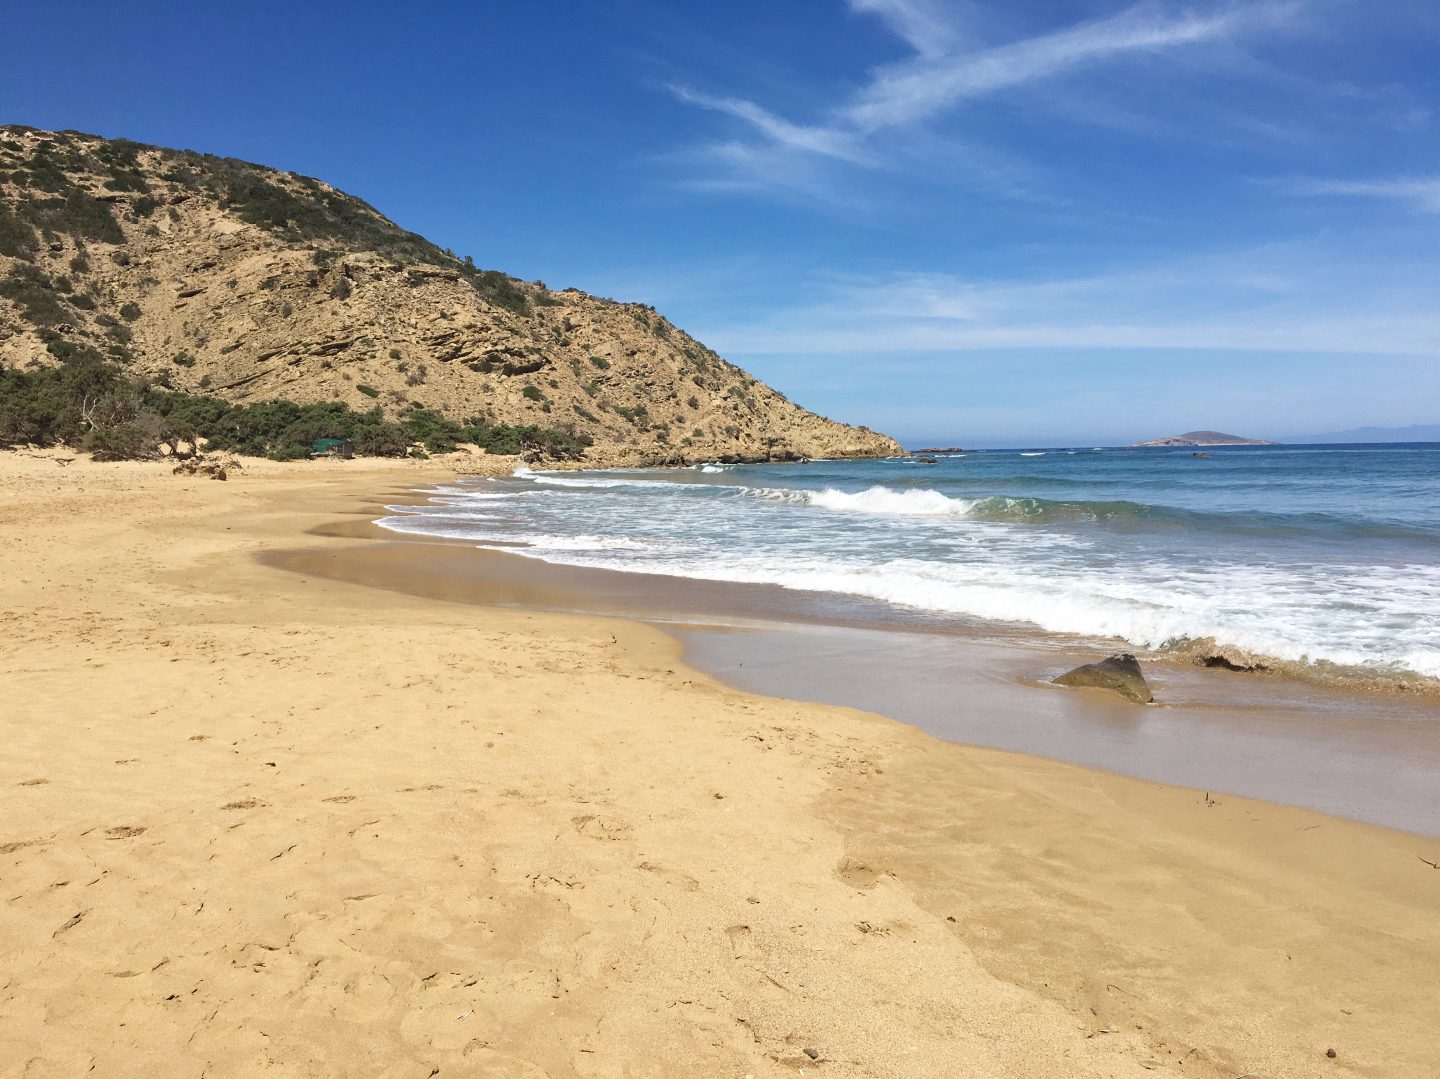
[{"x1": 1054, "y1": 653, "x2": 1153, "y2": 704}]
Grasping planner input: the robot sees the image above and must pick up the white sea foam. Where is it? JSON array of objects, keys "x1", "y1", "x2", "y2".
[
  {"x1": 519, "y1": 533, "x2": 661, "y2": 552},
  {"x1": 379, "y1": 460, "x2": 1440, "y2": 680},
  {"x1": 528, "y1": 474, "x2": 645, "y2": 489},
  {"x1": 492, "y1": 542, "x2": 1440, "y2": 677},
  {"x1": 737, "y1": 484, "x2": 979, "y2": 516}
]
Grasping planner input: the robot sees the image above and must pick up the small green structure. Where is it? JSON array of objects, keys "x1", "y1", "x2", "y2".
[{"x1": 311, "y1": 437, "x2": 353, "y2": 459}]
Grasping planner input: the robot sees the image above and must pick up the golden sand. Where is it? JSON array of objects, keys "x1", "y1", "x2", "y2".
[{"x1": 2, "y1": 449, "x2": 1437, "y2": 1077}]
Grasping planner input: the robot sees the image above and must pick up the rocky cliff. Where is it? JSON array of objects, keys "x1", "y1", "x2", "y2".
[{"x1": 0, "y1": 126, "x2": 900, "y2": 464}]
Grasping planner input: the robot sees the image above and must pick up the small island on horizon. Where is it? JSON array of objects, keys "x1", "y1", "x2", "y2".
[{"x1": 1130, "y1": 430, "x2": 1278, "y2": 447}]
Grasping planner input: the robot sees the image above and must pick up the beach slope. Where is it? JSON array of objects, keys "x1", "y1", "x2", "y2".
[{"x1": 1, "y1": 451, "x2": 1437, "y2": 1078}]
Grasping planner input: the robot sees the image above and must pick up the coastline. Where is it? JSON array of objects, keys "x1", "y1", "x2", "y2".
[
  {"x1": 3, "y1": 450, "x2": 1439, "y2": 1077},
  {"x1": 289, "y1": 489, "x2": 1440, "y2": 835}
]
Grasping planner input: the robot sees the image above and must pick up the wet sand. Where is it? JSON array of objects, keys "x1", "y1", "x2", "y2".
[
  {"x1": 681, "y1": 624, "x2": 1440, "y2": 836},
  {"x1": 276, "y1": 525, "x2": 1440, "y2": 836},
  {"x1": 5, "y1": 450, "x2": 1440, "y2": 1078}
]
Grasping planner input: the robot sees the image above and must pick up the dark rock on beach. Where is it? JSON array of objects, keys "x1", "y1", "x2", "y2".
[{"x1": 1054, "y1": 654, "x2": 1154, "y2": 704}]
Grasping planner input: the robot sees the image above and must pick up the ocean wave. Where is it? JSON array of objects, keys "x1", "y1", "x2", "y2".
[
  {"x1": 379, "y1": 457, "x2": 1440, "y2": 681},
  {"x1": 487, "y1": 542, "x2": 1440, "y2": 680},
  {"x1": 738, "y1": 485, "x2": 983, "y2": 516},
  {"x1": 528, "y1": 474, "x2": 650, "y2": 489},
  {"x1": 522, "y1": 533, "x2": 661, "y2": 552},
  {"x1": 730, "y1": 483, "x2": 1437, "y2": 539},
  {"x1": 739, "y1": 485, "x2": 1186, "y2": 525},
  {"x1": 806, "y1": 486, "x2": 979, "y2": 516},
  {"x1": 525, "y1": 473, "x2": 711, "y2": 492}
]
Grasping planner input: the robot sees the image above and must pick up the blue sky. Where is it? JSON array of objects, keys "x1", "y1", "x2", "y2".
[{"x1": 4, "y1": 1, "x2": 1437, "y2": 445}]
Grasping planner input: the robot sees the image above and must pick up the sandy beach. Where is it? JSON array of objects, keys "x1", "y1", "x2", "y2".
[{"x1": 3, "y1": 450, "x2": 1439, "y2": 1078}]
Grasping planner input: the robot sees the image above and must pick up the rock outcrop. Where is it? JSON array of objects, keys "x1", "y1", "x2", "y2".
[
  {"x1": 1054, "y1": 654, "x2": 1154, "y2": 704},
  {"x1": 0, "y1": 126, "x2": 901, "y2": 465},
  {"x1": 1171, "y1": 637, "x2": 1269, "y2": 672}
]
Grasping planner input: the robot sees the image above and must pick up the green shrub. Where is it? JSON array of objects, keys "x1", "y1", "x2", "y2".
[
  {"x1": 589, "y1": 355, "x2": 610, "y2": 370},
  {"x1": 1, "y1": 353, "x2": 595, "y2": 463},
  {"x1": 119, "y1": 301, "x2": 142, "y2": 321},
  {"x1": 0, "y1": 205, "x2": 36, "y2": 258},
  {"x1": 0, "y1": 266, "x2": 68, "y2": 326},
  {"x1": 614, "y1": 404, "x2": 649, "y2": 429},
  {"x1": 36, "y1": 189, "x2": 125, "y2": 244},
  {"x1": 356, "y1": 383, "x2": 379, "y2": 398},
  {"x1": 457, "y1": 418, "x2": 588, "y2": 459},
  {"x1": 85, "y1": 423, "x2": 151, "y2": 461},
  {"x1": 521, "y1": 385, "x2": 545, "y2": 403},
  {"x1": 352, "y1": 424, "x2": 409, "y2": 456},
  {"x1": 459, "y1": 262, "x2": 529, "y2": 315},
  {"x1": 267, "y1": 444, "x2": 312, "y2": 462}
]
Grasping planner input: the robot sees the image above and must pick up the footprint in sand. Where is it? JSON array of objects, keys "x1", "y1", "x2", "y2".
[
  {"x1": 104, "y1": 826, "x2": 147, "y2": 840},
  {"x1": 725, "y1": 924, "x2": 756, "y2": 958},
  {"x1": 836, "y1": 858, "x2": 884, "y2": 890}
]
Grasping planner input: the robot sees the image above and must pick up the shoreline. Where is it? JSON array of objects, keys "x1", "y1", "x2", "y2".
[
  {"x1": 377, "y1": 465, "x2": 1440, "y2": 699},
  {"x1": 280, "y1": 485, "x2": 1440, "y2": 835},
  {"x1": 3, "y1": 451, "x2": 1439, "y2": 1077}
]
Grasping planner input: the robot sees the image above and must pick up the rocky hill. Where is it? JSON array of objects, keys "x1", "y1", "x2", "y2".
[
  {"x1": 0, "y1": 126, "x2": 899, "y2": 464},
  {"x1": 1130, "y1": 430, "x2": 1276, "y2": 447}
]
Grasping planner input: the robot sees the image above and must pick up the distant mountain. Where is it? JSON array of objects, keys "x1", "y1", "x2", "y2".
[
  {"x1": 1130, "y1": 430, "x2": 1277, "y2": 448},
  {"x1": 1290, "y1": 424, "x2": 1440, "y2": 444}
]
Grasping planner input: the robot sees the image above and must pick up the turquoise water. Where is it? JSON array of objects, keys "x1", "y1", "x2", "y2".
[{"x1": 378, "y1": 444, "x2": 1440, "y2": 680}]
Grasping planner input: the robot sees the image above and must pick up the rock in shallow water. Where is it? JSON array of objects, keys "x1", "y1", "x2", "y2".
[{"x1": 1054, "y1": 653, "x2": 1154, "y2": 704}]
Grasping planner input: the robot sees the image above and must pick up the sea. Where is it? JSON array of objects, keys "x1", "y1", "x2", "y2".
[{"x1": 376, "y1": 443, "x2": 1440, "y2": 685}]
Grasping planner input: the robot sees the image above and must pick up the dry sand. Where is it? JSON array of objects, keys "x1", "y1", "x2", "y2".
[{"x1": 2, "y1": 448, "x2": 1438, "y2": 1078}]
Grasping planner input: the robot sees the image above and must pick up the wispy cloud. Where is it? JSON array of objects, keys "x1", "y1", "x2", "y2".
[
  {"x1": 847, "y1": 0, "x2": 972, "y2": 59},
  {"x1": 667, "y1": 1, "x2": 1303, "y2": 201},
  {"x1": 689, "y1": 242, "x2": 1440, "y2": 358},
  {"x1": 842, "y1": 2, "x2": 1299, "y2": 132},
  {"x1": 1288, "y1": 176, "x2": 1440, "y2": 213},
  {"x1": 669, "y1": 86, "x2": 868, "y2": 163}
]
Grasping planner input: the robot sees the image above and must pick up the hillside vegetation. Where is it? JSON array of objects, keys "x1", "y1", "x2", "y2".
[{"x1": 0, "y1": 125, "x2": 900, "y2": 463}]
